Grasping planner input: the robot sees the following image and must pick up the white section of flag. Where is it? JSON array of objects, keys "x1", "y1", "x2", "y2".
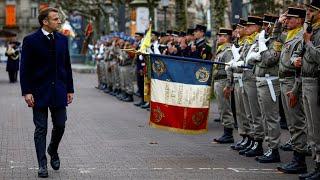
[{"x1": 151, "y1": 79, "x2": 211, "y2": 108}]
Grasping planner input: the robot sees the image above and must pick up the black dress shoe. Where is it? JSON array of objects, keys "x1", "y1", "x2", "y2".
[
  {"x1": 255, "y1": 148, "x2": 281, "y2": 163},
  {"x1": 38, "y1": 166, "x2": 48, "y2": 178},
  {"x1": 134, "y1": 101, "x2": 145, "y2": 107},
  {"x1": 141, "y1": 103, "x2": 150, "y2": 109},
  {"x1": 48, "y1": 148, "x2": 60, "y2": 170}
]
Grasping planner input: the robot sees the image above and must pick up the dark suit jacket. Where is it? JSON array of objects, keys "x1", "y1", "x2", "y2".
[{"x1": 20, "y1": 29, "x2": 74, "y2": 108}]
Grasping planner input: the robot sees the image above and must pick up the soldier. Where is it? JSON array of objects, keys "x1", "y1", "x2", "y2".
[
  {"x1": 118, "y1": 38, "x2": 134, "y2": 102},
  {"x1": 246, "y1": 15, "x2": 282, "y2": 160},
  {"x1": 226, "y1": 18, "x2": 251, "y2": 152},
  {"x1": 231, "y1": 16, "x2": 266, "y2": 159},
  {"x1": 275, "y1": 7, "x2": 308, "y2": 173},
  {"x1": 192, "y1": 24, "x2": 213, "y2": 60},
  {"x1": 290, "y1": 1, "x2": 320, "y2": 179},
  {"x1": 212, "y1": 28, "x2": 235, "y2": 144}
]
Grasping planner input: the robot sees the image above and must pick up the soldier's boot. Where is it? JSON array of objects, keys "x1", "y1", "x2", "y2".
[
  {"x1": 280, "y1": 139, "x2": 293, "y2": 151},
  {"x1": 306, "y1": 145, "x2": 312, "y2": 157},
  {"x1": 255, "y1": 148, "x2": 281, "y2": 163},
  {"x1": 277, "y1": 151, "x2": 307, "y2": 174},
  {"x1": 141, "y1": 102, "x2": 150, "y2": 109},
  {"x1": 123, "y1": 94, "x2": 134, "y2": 102},
  {"x1": 118, "y1": 92, "x2": 127, "y2": 100},
  {"x1": 245, "y1": 140, "x2": 264, "y2": 157},
  {"x1": 102, "y1": 84, "x2": 108, "y2": 90},
  {"x1": 239, "y1": 139, "x2": 254, "y2": 155},
  {"x1": 213, "y1": 128, "x2": 234, "y2": 144},
  {"x1": 134, "y1": 100, "x2": 145, "y2": 107},
  {"x1": 231, "y1": 135, "x2": 247, "y2": 151},
  {"x1": 104, "y1": 85, "x2": 111, "y2": 93},
  {"x1": 299, "y1": 162, "x2": 320, "y2": 180},
  {"x1": 111, "y1": 89, "x2": 118, "y2": 96}
]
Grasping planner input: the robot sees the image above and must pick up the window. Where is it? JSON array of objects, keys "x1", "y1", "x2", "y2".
[{"x1": 31, "y1": 7, "x2": 38, "y2": 18}]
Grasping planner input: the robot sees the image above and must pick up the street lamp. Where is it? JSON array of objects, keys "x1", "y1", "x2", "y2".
[{"x1": 161, "y1": 0, "x2": 169, "y2": 32}]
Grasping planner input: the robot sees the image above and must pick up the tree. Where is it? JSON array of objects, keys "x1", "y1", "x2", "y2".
[{"x1": 175, "y1": 0, "x2": 187, "y2": 31}]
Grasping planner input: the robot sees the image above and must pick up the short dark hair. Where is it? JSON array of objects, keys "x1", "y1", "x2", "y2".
[{"x1": 38, "y1": 7, "x2": 59, "y2": 27}]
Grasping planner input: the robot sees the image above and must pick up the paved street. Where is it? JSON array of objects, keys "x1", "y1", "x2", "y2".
[{"x1": 0, "y1": 63, "x2": 314, "y2": 180}]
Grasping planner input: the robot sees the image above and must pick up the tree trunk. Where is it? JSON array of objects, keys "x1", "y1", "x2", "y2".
[{"x1": 175, "y1": 0, "x2": 187, "y2": 31}]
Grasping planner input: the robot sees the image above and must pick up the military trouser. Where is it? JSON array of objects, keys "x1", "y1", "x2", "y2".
[
  {"x1": 256, "y1": 77, "x2": 281, "y2": 149},
  {"x1": 96, "y1": 61, "x2": 104, "y2": 86},
  {"x1": 119, "y1": 65, "x2": 134, "y2": 94},
  {"x1": 280, "y1": 77, "x2": 307, "y2": 153},
  {"x1": 242, "y1": 79, "x2": 264, "y2": 141},
  {"x1": 100, "y1": 61, "x2": 107, "y2": 85},
  {"x1": 302, "y1": 77, "x2": 320, "y2": 162},
  {"x1": 233, "y1": 74, "x2": 250, "y2": 136},
  {"x1": 105, "y1": 61, "x2": 113, "y2": 87},
  {"x1": 111, "y1": 62, "x2": 120, "y2": 90},
  {"x1": 214, "y1": 79, "x2": 234, "y2": 129}
]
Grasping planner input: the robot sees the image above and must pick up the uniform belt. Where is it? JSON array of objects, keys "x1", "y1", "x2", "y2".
[
  {"x1": 233, "y1": 73, "x2": 243, "y2": 87},
  {"x1": 256, "y1": 75, "x2": 278, "y2": 102},
  {"x1": 279, "y1": 71, "x2": 295, "y2": 78},
  {"x1": 214, "y1": 74, "x2": 227, "y2": 80}
]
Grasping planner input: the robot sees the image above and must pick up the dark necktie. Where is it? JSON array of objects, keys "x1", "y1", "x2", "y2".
[{"x1": 47, "y1": 33, "x2": 54, "y2": 41}]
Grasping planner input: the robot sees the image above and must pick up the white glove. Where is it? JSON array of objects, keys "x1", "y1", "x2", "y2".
[
  {"x1": 153, "y1": 42, "x2": 161, "y2": 55},
  {"x1": 258, "y1": 30, "x2": 270, "y2": 53},
  {"x1": 231, "y1": 44, "x2": 240, "y2": 62},
  {"x1": 139, "y1": 55, "x2": 143, "y2": 61},
  {"x1": 246, "y1": 51, "x2": 261, "y2": 63},
  {"x1": 234, "y1": 61, "x2": 244, "y2": 68},
  {"x1": 225, "y1": 60, "x2": 234, "y2": 71}
]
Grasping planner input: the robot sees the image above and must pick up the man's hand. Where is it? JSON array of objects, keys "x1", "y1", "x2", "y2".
[
  {"x1": 279, "y1": 11, "x2": 287, "y2": 24},
  {"x1": 24, "y1": 94, "x2": 34, "y2": 107},
  {"x1": 303, "y1": 30, "x2": 312, "y2": 43},
  {"x1": 67, "y1": 93, "x2": 74, "y2": 104},
  {"x1": 293, "y1": 57, "x2": 302, "y2": 68},
  {"x1": 223, "y1": 87, "x2": 231, "y2": 99},
  {"x1": 286, "y1": 91, "x2": 297, "y2": 108}
]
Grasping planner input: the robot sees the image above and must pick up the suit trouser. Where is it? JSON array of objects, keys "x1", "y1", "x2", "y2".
[
  {"x1": 8, "y1": 70, "x2": 18, "y2": 82},
  {"x1": 33, "y1": 107, "x2": 67, "y2": 167},
  {"x1": 256, "y1": 79, "x2": 281, "y2": 149},
  {"x1": 234, "y1": 80, "x2": 250, "y2": 136},
  {"x1": 214, "y1": 79, "x2": 234, "y2": 129},
  {"x1": 136, "y1": 71, "x2": 144, "y2": 98},
  {"x1": 302, "y1": 78, "x2": 320, "y2": 162},
  {"x1": 242, "y1": 79, "x2": 264, "y2": 141},
  {"x1": 280, "y1": 78, "x2": 307, "y2": 153}
]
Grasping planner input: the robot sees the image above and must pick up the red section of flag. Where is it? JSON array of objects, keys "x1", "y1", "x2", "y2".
[{"x1": 149, "y1": 101, "x2": 209, "y2": 134}]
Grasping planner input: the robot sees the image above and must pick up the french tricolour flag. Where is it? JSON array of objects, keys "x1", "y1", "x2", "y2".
[{"x1": 149, "y1": 54, "x2": 213, "y2": 134}]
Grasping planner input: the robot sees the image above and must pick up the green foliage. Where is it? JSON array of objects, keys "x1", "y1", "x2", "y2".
[
  {"x1": 250, "y1": 0, "x2": 282, "y2": 16},
  {"x1": 175, "y1": 0, "x2": 187, "y2": 31}
]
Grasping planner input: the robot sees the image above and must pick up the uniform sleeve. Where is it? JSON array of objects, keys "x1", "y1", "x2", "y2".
[
  {"x1": 19, "y1": 37, "x2": 32, "y2": 96},
  {"x1": 260, "y1": 45, "x2": 280, "y2": 67},
  {"x1": 305, "y1": 41, "x2": 320, "y2": 64}
]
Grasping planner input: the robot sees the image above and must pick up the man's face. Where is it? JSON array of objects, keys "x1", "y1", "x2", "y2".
[
  {"x1": 194, "y1": 30, "x2": 204, "y2": 39},
  {"x1": 262, "y1": 23, "x2": 274, "y2": 34},
  {"x1": 306, "y1": 7, "x2": 320, "y2": 23},
  {"x1": 217, "y1": 35, "x2": 228, "y2": 45},
  {"x1": 245, "y1": 24, "x2": 258, "y2": 35},
  {"x1": 285, "y1": 16, "x2": 302, "y2": 30},
  {"x1": 43, "y1": 11, "x2": 61, "y2": 32}
]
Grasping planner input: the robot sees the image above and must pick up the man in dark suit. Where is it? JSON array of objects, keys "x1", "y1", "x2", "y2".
[{"x1": 20, "y1": 7, "x2": 74, "y2": 178}]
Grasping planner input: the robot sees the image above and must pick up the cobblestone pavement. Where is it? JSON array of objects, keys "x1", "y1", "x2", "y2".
[{"x1": 0, "y1": 64, "x2": 314, "y2": 179}]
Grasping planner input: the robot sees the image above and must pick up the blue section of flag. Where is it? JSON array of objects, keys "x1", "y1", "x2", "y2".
[{"x1": 150, "y1": 54, "x2": 213, "y2": 86}]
